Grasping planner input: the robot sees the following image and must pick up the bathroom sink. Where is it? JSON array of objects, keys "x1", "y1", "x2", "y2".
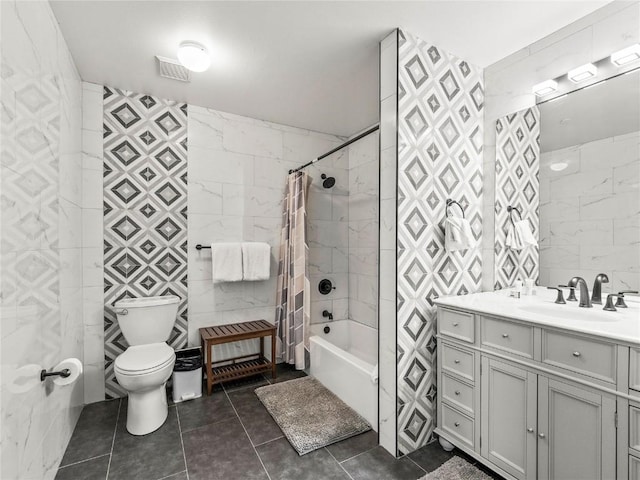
[{"x1": 518, "y1": 303, "x2": 620, "y2": 322}]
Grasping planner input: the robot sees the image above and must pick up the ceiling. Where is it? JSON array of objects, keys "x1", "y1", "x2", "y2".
[{"x1": 50, "y1": 1, "x2": 611, "y2": 136}]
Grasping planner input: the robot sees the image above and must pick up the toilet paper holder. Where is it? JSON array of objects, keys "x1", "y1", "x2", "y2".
[{"x1": 40, "y1": 368, "x2": 71, "y2": 382}]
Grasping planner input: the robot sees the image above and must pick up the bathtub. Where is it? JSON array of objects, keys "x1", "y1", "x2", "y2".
[{"x1": 309, "y1": 320, "x2": 378, "y2": 431}]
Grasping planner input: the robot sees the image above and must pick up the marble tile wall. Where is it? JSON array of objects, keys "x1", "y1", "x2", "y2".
[
  {"x1": 395, "y1": 29, "x2": 484, "y2": 455},
  {"x1": 347, "y1": 131, "x2": 379, "y2": 329},
  {"x1": 1, "y1": 0, "x2": 84, "y2": 477},
  {"x1": 186, "y1": 105, "x2": 344, "y2": 357},
  {"x1": 378, "y1": 29, "x2": 399, "y2": 457},
  {"x1": 81, "y1": 82, "x2": 106, "y2": 404},
  {"x1": 482, "y1": 1, "x2": 640, "y2": 290},
  {"x1": 539, "y1": 130, "x2": 639, "y2": 292}
]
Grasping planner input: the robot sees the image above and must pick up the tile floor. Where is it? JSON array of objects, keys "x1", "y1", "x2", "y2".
[{"x1": 56, "y1": 365, "x2": 502, "y2": 480}]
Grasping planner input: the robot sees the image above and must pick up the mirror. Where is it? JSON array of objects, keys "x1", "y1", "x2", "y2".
[{"x1": 495, "y1": 69, "x2": 640, "y2": 293}]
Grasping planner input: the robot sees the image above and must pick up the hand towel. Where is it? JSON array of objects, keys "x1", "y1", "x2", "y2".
[
  {"x1": 211, "y1": 243, "x2": 243, "y2": 283},
  {"x1": 515, "y1": 219, "x2": 537, "y2": 247},
  {"x1": 242, "y1": 242, "x2": 271, "y2": 281},
  {"x1": 505, "y1": 223, "x2": 522, "y2": 250},
  {"x1": 445, "y1": 216, "x2": 474, "y2": 252}
]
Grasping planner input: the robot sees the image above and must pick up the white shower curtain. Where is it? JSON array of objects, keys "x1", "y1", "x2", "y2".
[{"x1": 274, "y1": 171, "x2": 311, "y2": 370}]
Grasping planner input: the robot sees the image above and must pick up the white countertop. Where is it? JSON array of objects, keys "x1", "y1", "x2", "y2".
[{"x1": 435, "y1": 288, "x2": 640, "y2": 346}]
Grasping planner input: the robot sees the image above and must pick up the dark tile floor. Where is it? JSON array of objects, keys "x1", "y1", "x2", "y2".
[{"x1": 56, "y1": 365, "x2": 501, "y2": 480}]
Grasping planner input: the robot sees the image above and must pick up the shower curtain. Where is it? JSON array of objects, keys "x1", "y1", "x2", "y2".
[{"x1": 275, "y1": 171, "x2": 311, "y2": 370}]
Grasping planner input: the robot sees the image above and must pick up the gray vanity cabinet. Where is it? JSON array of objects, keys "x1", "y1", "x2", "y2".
[
  {"x1": 481, "y1": 358, "x2": 537, "y2": 479},
  {"x1": 536, "y1": 377, "x2": 616, "y2": 480},
  {"x1": 436, "y1": 306, "x2": 626, "y2": 480}
]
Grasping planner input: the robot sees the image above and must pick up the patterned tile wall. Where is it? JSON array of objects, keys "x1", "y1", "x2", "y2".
[
  {"x1": 103, "y1": 87, "x2": 188, "y2": 398},
  {"x1": 396, "y1": 29, "x2": 484, "y2": 455},
  {"x1": 494, "y1": 107, "x2": 540, "y2": 290}
]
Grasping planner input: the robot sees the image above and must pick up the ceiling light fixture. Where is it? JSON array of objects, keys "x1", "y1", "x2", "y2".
[
  {"x1": 550, "y1": 162, "x2": 568, "y2": 172},
  {"x1": 567, "y1": 63, "x2": 597, "y2": 83},
  {"x1": 610, "y1": 44, "x2": 640, "y2": 67},
  {"x1": 532, "y1": 79, "x2": 558, "y2": 96},
  {"x1": 177, "y1": 41, "x2": 211, "y2": 72}
]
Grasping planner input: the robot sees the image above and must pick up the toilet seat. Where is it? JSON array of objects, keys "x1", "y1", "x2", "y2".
[{"x1": 115, "y1": 342, "x2": 175, "y2": 376}]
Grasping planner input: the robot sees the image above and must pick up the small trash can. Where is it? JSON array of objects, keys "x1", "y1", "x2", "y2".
[{"x1": 172, "y1": 347, "x2": 203, "y2": 403}]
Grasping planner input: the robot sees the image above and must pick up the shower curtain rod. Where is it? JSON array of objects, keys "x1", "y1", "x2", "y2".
[{"x1": 288, "y1": 124, "x2": 380, "y2": 174}]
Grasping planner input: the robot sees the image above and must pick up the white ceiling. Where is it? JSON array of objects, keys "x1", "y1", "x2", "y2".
[{"x1": 50, "y1": 1, "x2": 611, "y2": 136}]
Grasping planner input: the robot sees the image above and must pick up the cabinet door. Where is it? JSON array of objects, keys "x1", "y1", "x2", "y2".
[
  {"x1": 481, "y1": 357, "x2": 537, "y2": 480},
  {"x1": 537, "y1": 377, "x2": 616, "y2": 480}
]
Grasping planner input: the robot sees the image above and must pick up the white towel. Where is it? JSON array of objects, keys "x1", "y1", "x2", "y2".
[
  {"x1": 506, "y1": 220, "x2": 537, "y2": 251},
  {"x1": 242, "y1": 242, "x2": 271, "y2": 281},
  {"x1": 445, "y1": 216, "x2": 473, "y2": 252},
  {"x1": 211, "y1": 243, "x2": 243, "y2": 283}
]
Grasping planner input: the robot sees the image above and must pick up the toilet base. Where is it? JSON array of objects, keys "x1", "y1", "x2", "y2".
[{"x1": 125, "y1": 382, "x2": 169, "y2": 435}]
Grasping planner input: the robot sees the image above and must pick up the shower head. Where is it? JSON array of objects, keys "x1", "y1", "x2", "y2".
[{"x1": 321, "y1": 174, "x2": 335, "y2": 189}]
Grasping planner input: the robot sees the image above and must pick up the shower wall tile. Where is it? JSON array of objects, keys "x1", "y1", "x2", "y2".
[
  {"x1": 395, "y1": 29, "x2": 484, "y2": 455},
  {"x1": 1, "y1": 1, "x2": 84, "y2": 477},
  {"x1": 187, "y1": 105, "x2": 342, "y2": 346}
]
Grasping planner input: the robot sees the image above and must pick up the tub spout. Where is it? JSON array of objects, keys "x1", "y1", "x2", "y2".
[{"x1": 322, "y1": 310, "x2": 333, "y2": 320}]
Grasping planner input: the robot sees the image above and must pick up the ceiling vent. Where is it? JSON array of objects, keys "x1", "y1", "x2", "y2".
[{"x1": 155, "y1": 56, "x2": 190, "y2": 82}]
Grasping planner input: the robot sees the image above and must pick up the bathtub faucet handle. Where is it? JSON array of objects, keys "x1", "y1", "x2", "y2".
[{"x1": 322, "y1": 310, "x2": 333, "y2": 320}]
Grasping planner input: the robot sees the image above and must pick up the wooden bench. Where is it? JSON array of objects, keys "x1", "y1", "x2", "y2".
[{"x1": 199, "y1": 319, "x2": 277, "y2": 395}]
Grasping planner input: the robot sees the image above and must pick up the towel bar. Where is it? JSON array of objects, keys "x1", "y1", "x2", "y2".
[
  {"x1": 507, "y1": 205, "x2": 522, "y2": 225},
  {"x1": 195, "y1": 244, "x2": 211, "y2": 250},
  {"x1": 445, "y1": 199, "x2": 465, "y2": 218}
]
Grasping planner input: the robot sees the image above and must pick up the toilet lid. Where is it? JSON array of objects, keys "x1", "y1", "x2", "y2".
[{"x1": 115, "y1": 342, "x2": 175, "y2": 374}]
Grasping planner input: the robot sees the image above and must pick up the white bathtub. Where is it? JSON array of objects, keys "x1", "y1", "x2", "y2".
[{"x1": 309, "y1": 320, "x2": 378, "y2": 431}]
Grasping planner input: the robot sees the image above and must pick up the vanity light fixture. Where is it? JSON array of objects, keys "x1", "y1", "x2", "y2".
[
  {"x1": 177, "y1": 41, "x2": 211, "y2": 72},
  {"x1": 567, "y1": 63, "x2": 597, "y2": 83},
  {"x1": 532, "y1": 79, "x2": 558, "y2": 96},
  {"x1": 610, "y1": 44, "x2": 640, "y2": 67}
]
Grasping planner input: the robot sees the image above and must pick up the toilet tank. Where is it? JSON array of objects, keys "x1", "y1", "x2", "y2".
[{"x1": 113, "y1": 295, "x2": 180, "y2": 346}]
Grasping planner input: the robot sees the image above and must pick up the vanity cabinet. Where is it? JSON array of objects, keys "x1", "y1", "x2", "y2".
[{"x1": 436, "y1": 306, "x2": 627, "y2": 480}]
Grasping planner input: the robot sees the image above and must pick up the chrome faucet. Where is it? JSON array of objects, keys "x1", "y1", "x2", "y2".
[
  {"x1": 567, "y1": 277, "x2": 592, "y2": 308},
  {"x1": 591, "y1": 273, "x2": 609, "y2": 305}
]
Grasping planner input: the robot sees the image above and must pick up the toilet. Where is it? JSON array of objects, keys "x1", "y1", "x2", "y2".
[{"x1": 113, "y1": 294, "x2": 179, "y2": 435}]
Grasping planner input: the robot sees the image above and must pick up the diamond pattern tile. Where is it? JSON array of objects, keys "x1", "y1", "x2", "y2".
[
  {"x1": 494, "y1": 107, "x2": 540, "y2": 290},
  {"x1": 396, "y1": 29, "x2": 483, "y2": 455},
  {"x1": 103, "y1": 87, "x2": 188, "y2": 398}
]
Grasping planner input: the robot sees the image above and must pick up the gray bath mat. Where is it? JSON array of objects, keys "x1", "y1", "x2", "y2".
[
  {"x1": 255, "y1": 376, "x2": 371, "y2": 455},
  {"x1": 418, "y1": 456, "x2": 494, "y2": 480}
]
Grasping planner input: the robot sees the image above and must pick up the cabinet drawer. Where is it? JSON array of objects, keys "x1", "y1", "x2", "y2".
[
  {"x1": 631, "y1": 455, "x2": 640, "y2": 480},
  {"x1": 481, "y1": 316, "x2": 534, "y2": 359},
  {"x1": 441, "y1": 403, "x2": 474, "y2": 449},
  {"x1": 439, "y1": 309, "x2": 474, "y2": 343},
  {"x1": 542, "y1": 330, "x2": 616, "y2": 384},
  {"x1": 442, "y1": 343, "x2": 475, "y2": 383},
  {"x1": 631, "y1": 348, "x2": 640, "y2": 394},
  {"x1": 442, "y1": 373, "x2": 474, "y2": 416},
  {"x1": 632, "y1": 406, "x2": 640, "y2": 454}
]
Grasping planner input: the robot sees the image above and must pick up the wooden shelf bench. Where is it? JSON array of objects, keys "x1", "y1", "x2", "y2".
[{"x1": 199, "y1": 319, "x2": 277, "y2": 395}]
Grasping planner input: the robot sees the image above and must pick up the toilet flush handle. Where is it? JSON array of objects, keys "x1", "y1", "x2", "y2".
[{"x1": 115, "y1": 309, "x2": 128, "y2": 316}]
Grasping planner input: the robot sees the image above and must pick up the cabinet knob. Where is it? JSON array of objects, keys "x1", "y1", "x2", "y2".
[
  {"x1": 572, "y1": 351, "x2": 581, "y2": 357},
  {"x1": 454, "y1": 390, "x2": 461, "y2": 396},
  {"x1": 454, "y1": 422, "x2": 460, "y2": 427},
  {"x1": 453, "y1": 322, "x2": 459, "y2": 327},
  {"x1": 538, "y1": 433, "x2": 546, "y2": 439},
  {"x1": 502, "y1": 333, "x2": 509, "y2": 338},
  {"x1": 527, "y1": 427, "x2": 534, "y2": 433},
  {"x1": 454, "y1": 360, "x2": 460, "y2": 364}
]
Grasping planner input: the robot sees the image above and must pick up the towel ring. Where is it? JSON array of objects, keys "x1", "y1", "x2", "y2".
[
  {"x1": 445, "y1": 199, "x2": 465, "y2": 219},
  {"x1": 507, "y1": 205, "x2": 522, "y2": 225}
]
